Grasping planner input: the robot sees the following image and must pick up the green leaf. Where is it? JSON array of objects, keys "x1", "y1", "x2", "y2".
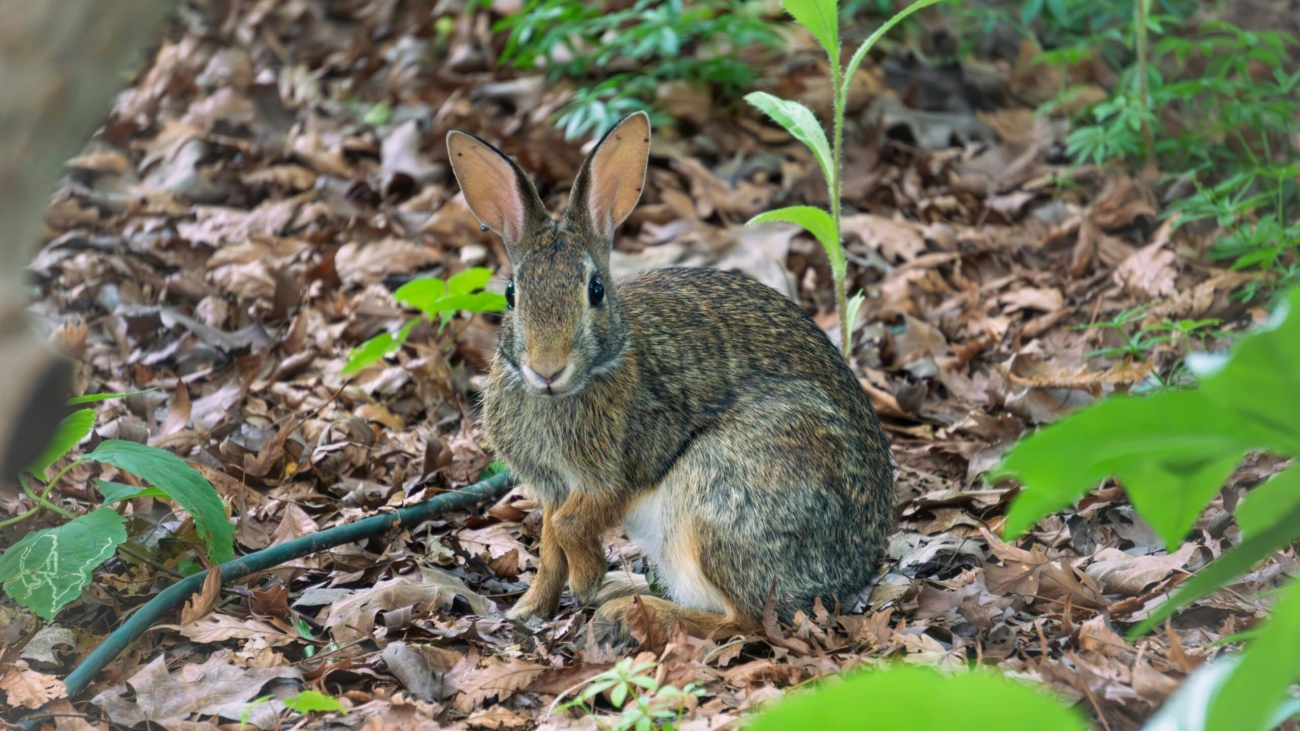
[
  {"x1": 1128, "y1": 502, "x2": 1300, "y2": 637},
  {"x1": 95, "y1": 479, "x2": 170, "y2": 505},
  {"x1": 67, "y1": 390, "x2": 153, "y2": 405},
  {"x1": 780, "y1": 0, "x2": 839, "y2": 59},
  {"x1": 1236, "y1": 465, "x2": 1300, "y2": 538},
  {"x1": 1196, "y1": 288, "x2": 1300, "y2": 455},
  {"x1": 998, "y1": 288, "x2": 1300, "y2": 551},
  {"x1": 394, "y1": 271, "x2": 507, "y2": 320},
  {"x1": 844, "y1": 290, "x2": 866, "y2": 333},
  {"x1": 748, "y1": 206, "x2": 843, "y2": 278},
  {"x1": 429, "y1": 292, "x2": 509, "y2": 317},
  {"x1": 393, "y1": 278, "x2": 447, "y2": 311},
  {"x1": 84, "y1": 440, "x2": 234, "y2": 563},
  {"x1": 995, "y1": 389, "x2": 1255, "y2": 547},
  {"x1": 1208, "y1": 576, "x2": 1300, "y2": 731},
  {"x1": 0, "y1": 508, "x2": 127, "y2": 620},
  {"x1": 447, "y1": 267, "x2": 494, "y2": 297},
  {"x1": 285, "y1": 690, "x2": 348, "y2": 714},
  {"x1": 31, "y1": 408, "x2": 96, "y2": 476},
  {"x1": 744, "y1": 93, "x2": 834, "y2": 188},
  {"x1": 362, "y1": 100, "x2": 392, "y2": 127},
  {"x1": 340, "y1": 319, "x2": 419, "y2": 377},
  {"x1": 747, "y1": 664, "x2": 1086, "y2": 731},
  {"x1": 841, "y1": 0, "x2": 948, "y2": 100}
]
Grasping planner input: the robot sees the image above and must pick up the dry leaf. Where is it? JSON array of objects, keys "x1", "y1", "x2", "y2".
[
  {"x1": 0, "y1": 661, "x2": 67, "y2": 709},
  {"x1": 446, "y1": 654, "x2": 545, "y2": 714},
  {"x1": 162, "y1": 614, "x2": 298, "y2": 647},
  {"x1": 323, "y1": 567, "x2": 497, "y2": 645},
  {"x1": 181, "y1": 565, "x2": 222, "y2": 626}
]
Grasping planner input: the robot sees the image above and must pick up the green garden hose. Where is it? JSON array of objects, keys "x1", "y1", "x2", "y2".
[{"x1": 18, "y1": 471, "x2": 515, "y2": 729}]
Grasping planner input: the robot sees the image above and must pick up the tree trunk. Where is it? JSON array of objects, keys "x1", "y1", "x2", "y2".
[{"x1": 0, "y1": 0, "x2": 175, "y2": 478}]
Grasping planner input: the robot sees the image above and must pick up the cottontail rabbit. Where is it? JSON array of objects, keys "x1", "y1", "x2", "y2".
[{"x1": 447, "y1": 112, "x2": 895, "y2": 642}]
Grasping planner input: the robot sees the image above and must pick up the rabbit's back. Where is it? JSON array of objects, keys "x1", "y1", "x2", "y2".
[
  {"x1": 617, "y1": 266, "x2": 888, "y2": 463},
  {"x1": 616, "y1": 268, "x2": 894, "y2": 616}
]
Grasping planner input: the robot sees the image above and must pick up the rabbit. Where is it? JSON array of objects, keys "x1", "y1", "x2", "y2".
[{"x1": 446, "y1": 112, "x2": 895, "y2": 642}]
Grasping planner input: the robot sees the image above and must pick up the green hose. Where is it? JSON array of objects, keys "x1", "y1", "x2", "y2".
[{"x1": 19, "y1": 471, "x2": 514, "y2": 728}]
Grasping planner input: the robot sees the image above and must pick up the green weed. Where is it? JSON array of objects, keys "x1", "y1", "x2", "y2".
[{"x1": 492, "y1": 0, "x2": 781, "y2": 140}]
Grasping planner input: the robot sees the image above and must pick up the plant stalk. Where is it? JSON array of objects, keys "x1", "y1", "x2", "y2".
[
  {"x1": 830, "y1": 41, "x2": 850, "y2": 360},
  {"x1": 1134, "y1": 0, "x2": 1155, "y2": 165}
]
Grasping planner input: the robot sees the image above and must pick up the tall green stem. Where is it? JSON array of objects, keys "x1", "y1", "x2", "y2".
[
  {"x1": 1134, "y1": 0, "x2": 1154, "y2": 164},
  {"x1": 829, "y1": 47, "x2": 850, "y2": 360},
  {"x1": 829, "y1": 0, "x2": 944, "y2": 359}
]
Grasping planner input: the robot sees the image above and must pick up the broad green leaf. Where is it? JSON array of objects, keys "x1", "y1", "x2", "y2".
[
  {"x1": 31, "y1": 408, "x2": 96, "y2": 477},
  {"x1": 1129, "y1": 502, "x2": 1300, "y2": 637},
  {"x1": 744, "y1": 93, "x2": 834, "y2": 188},
  {"x1": 1100, "y1": 445, "x2": 1246, "y2": 548},
  {"x1": 395, "y1": 272, "x2": 506, "y2": 320},
  {"x1": 748, "y1": 206, "x2": 843, "y2": 278},
  {"x1": 1236, "y1": 465, "x2": 1300, "y2": 538},
  {"x1": 447, "y1": 267, "x2": 494, "y2": 297},
  {"x1": 748, "y1": 664, "x2": 1086, "y2": 731},
  {"x1": 995, "y1": 389, "x2": 1256, "y2": 547},
  {"x1": 95, "y1": 479, "x2": 170, "y2": 505},
  {"x1": 842, "y1": 0, "x2": 948, "y2": 100},
  {"x1": 285, "y1": 690, "x2": 348, "y2": 714},
  {"x1": 84, "y1": 440, "x2": 234, "y2": 563},
  {"x1": 393, "y1": 278, "x2": 447, "y2": 311},
  {"x1": 0, "y1": 508, "x2": 127, "y2": 619},
  {"x1": 340, "y1": 319, "x2": 419, "y2": 377},
  {"x1": 1208, "y1": 576, "x2": 1300, "y2": 731},
  {"x1": 780, "y1": 0, "x2": 839, "y2": 60},
  {"x1": 67, "y1": 390, "x2": 153, "y2": 405},
  {"x1": 429, "y1": 292, "x2": 509, "y2": 317},
  {"x1": 1197, "y1": 288, "x2": 1300, "y2": 455}
]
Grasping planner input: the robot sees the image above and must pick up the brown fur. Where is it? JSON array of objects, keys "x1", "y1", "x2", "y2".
[{"x1": 446, "y1": 113, "x2": 895, "y2": 644}]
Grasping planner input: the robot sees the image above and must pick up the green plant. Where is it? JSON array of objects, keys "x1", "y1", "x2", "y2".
[
  {"x1": 994, "y1": 287, "x2": 1300, "y2": 730},
  {"x1": 743, "y1": 0, "x2": 946, "y2": 359},
  {"x1": 1171, "y1": 166, "x2": 1300, "y2": 301},
  {"x1": 285, "y1": 690, "x2": 348, "y2": 714},
  {"x1": 493, "y1": 0, "x2": 781, "y2": 140},
  {"x1": 242, "y1": 690, "x2": 346, "y2": 729},
  {"x1": 748, "y1": 663, "x2": 1087, "y2": 730},
  {"x1": 341, "y1": 267, "x2": 506, "y2": 377},
  {"x1": 552, "y1": 657, "x2": 703, "y2": 730},
  {"x1": 0, "y1": 394, "x2": 234, "y2": 619},
  {"x1": 1076, "y1": 303, "x2": 1222, "y2": 388},
  {"x1": 1053, "y1": 10, "x2": 1300, "y2": 295}
]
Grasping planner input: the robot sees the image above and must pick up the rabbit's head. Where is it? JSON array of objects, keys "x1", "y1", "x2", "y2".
[{"x1": 447, "y1": 113, "x2": 651, "y2": 398}]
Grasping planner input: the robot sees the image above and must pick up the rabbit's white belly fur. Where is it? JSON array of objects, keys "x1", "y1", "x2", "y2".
[{"x1": 623, "y1": 489, "x2": 729, "y2": 613}]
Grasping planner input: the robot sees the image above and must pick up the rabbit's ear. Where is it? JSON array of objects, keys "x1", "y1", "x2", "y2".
[
  {"x1": 565, "y1": 112, "x2": 651, "y2": 245},
  {"x1": 447, "y1": 131, "x2": 548, "y2": 247}
]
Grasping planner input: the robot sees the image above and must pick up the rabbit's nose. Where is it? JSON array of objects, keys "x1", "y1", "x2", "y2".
[
  {"x1": 522, "y1": 359, "x2": 573, "y2": 393},
  {"x1": 532, "y1": 364, "x2": 567, "y2": 384}
]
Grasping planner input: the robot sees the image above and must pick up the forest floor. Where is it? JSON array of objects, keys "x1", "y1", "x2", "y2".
[{"x1": 6, "y1": 0, "x2": 1299, "y2": 729}]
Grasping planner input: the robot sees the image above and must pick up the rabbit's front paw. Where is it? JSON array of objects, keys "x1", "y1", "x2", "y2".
[
  {"x1": 507, "y1": 572, "x2": 564, "y2": 621},
  {"x1": 569, "y1": 573, "x2": 604, "y2": 607},
  {"x1": 506, "y1": 592, "x2": 556, "y2": 621},
  {"x1": 567, "y1": 556, "x2": 607, "y2": 607}
]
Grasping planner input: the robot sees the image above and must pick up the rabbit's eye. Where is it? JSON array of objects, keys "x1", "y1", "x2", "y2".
[
  {"x1": 505, "y1": 280, "x2": 515, "y2": 309},
  {"x1": 588, "y1": 276, "x2": 604, "y2": 307}
]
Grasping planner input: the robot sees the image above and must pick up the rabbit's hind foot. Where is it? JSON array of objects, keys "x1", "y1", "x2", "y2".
[{"x1": 592, "y1": 595, "x2": 750, "y2": 646}]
